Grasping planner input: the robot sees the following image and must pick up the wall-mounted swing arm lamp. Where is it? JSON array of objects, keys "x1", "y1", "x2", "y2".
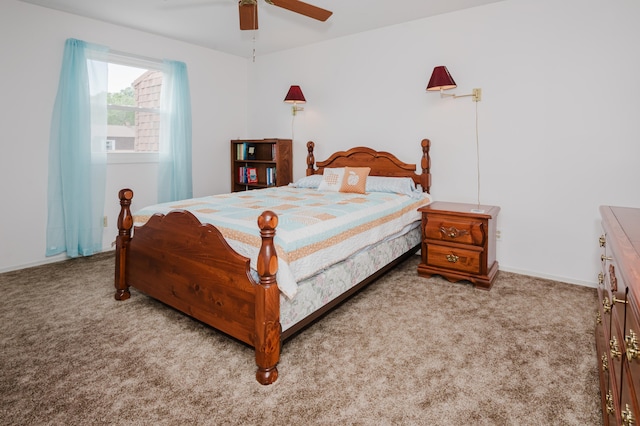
[
  {"x1": 284, "y1": 85, "x2": 306, "y2": 115},
  {"x1": 426, "y1": 66, "x2": 482, "y2": 102},
  {"x1": 426, "y1": 65, "x2": 484, "y2": 213}
]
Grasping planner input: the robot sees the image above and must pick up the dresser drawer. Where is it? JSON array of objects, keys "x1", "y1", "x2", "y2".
[
  {"x1": 424, "y1": 215, "x2": 485, "y2": 246},
  {"x1": 622, "y1": 307, "x2": 640, "y2": 417},
  {"x1": 425, "y1": 244, "x2": 481, "y2": 274}
]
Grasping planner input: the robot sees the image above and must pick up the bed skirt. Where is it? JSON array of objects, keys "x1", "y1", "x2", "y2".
[{"x1": 280, "y1": 226, "x2": 420, "y2": 331}]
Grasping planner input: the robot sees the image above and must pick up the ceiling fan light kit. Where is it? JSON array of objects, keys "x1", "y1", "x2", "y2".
[
  {"x1": 238, "y1": 0, "x2": 332, "y2": 31},
  {"x1": 238, "y1": 0, "x2": 258, "y2": 30}
]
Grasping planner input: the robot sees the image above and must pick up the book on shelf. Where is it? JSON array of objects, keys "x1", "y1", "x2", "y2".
[
  {"x1": 236, "y1": 142, "x2": 258, "y2": 161},
  {"x1": 266, "y1": 166, "x2": 277, "y2": 186},
  {"x1": 238, "y1": 166, "x2": 259, "y2": 184},
  {"x1": 247, "y1": 167, "x2": 258, "y2": 184},
  {"x1": 246, "y1": 144, "x2": 257, "y2": 160}
]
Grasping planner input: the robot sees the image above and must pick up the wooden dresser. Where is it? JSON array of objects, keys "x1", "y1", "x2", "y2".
[
  {"x1": 417, "y1": 201, "x2": 500, "y2": 289},
  {"x1": 597, "y1": 206, "x2": 640, "y2": 425}
]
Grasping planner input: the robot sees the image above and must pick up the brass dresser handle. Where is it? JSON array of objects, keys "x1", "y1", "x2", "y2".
[
  {"x1": 626, "y1": 330, "x2": 640, "y2": 360},
  {"x1": 446, "y1": 254, "x2": 459, "y2": 263},
  {"x1": 622, "y1": 404, "x2": 635, "y2": 425},
  {"x1": 613, "y1": 295, "x2": 628, "y2": 305},
  {"x1": 606, "y1": 390, "x2": 615, "y2": 414},
  {"x1": 611, "y1": 336, "x2": 622, "y2": 359},
  {"x1": 439, "y1": 226, "x2": 469, "y2": 239}
]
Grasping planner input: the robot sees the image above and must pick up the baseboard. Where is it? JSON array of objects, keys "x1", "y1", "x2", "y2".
[
  {"x1": 0, "y1": 248, "x2": 115, "y2": 274},
  {"x1": 498, "y1": 266, "x2": 597, "y2": 288},
  {"x1": 414, "y1": 250, "x2": 596, "y2": 288}
]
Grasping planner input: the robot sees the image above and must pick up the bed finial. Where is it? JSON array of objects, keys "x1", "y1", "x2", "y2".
[
  {"x1": 420, "y1": 139, "x2": 431, "y2": 193},
  {"x1": 115, "y1": 189, "x2": 134, "y2": 301},
  {"x1": 306, "y1": 141, "x2": 315, "y2": 176},
  {"x1": 255, "y1": 210, "x2": 280, "y2": 385}
]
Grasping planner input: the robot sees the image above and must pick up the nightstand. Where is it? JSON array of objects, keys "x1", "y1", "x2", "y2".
[{"x1": 417, "y1": 201, "x2": 500, "y2": 289}]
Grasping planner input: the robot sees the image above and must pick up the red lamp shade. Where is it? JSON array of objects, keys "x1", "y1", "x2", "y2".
[
  {"x1": 284, "y1": 85, "x2": 306, "y2": 103},
  {"x1": 426, "y1": 66, "x2": 457, "y2": 91}
]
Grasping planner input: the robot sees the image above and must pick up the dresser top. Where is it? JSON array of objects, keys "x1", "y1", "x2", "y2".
[
  {"x1": 601, "y1": 206, "x2": 640, "y2": 309},
  {"x1": 609, "y1": 206, "x2": 640, "y2": 253},
  {"x1": 419, "y1": 201, "x2": 500, "y2": 219}
]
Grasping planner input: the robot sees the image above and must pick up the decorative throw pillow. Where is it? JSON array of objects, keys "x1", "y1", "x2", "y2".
[
  {"x1": 339, "y1": 167, "x2": 370, "y2": 194},
  {"x1": 317, "y1": 168, "x2": 346, "y2": 192}
]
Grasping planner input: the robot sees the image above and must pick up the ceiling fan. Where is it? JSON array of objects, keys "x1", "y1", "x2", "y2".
[{"x1": 238, "y1": 0, "x2": 333, "y2": 30}]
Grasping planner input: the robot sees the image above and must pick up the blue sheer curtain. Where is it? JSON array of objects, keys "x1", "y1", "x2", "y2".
[
  {"x1": 46, "y1": 39, "x2": 108, "y2": 257},
  {"x1": 158, "y1": 59, "x2": 193, "y2": 203}
]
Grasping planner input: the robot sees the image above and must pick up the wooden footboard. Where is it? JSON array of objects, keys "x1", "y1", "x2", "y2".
[{"x1": 114, "y1": 189, "x2": 281, "y2": 385}]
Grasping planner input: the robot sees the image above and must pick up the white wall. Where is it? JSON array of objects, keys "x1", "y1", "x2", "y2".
[
  {"x1": 247, "y1": 0, "x2": 640, "y2": 286},
  {"x1": 3, "y1": 0, "x2": 639, "y2": 288},
  {"x1": 0, "y1": 1, "x2": 248, "y2": 271}
]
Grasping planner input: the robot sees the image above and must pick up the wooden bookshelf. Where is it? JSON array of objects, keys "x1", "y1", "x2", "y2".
[{"x1": 230, "y1": 139, "x2": 293, "y2": 192}]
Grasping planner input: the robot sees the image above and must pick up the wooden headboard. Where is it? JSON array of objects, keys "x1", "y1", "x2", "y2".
[{"x1": 305, "y1": 139, "x2": 431, "y2": 193}]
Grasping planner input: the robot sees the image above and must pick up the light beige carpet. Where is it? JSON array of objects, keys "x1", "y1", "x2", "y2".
[{"x1": 0, "y1": 253, "x2": 602, "y2": 425}]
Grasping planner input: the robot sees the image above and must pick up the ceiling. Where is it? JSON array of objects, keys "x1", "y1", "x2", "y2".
[{"x1": 20, "y1": 0, "x2": 504, "y2": 58}]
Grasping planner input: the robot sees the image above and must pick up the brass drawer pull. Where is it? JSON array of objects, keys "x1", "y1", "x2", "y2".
[
  {"x1": 606, "y1": 390, "x2": 615, "y2": 414},
  {"x1": 622, "y1": 404, "x2": 635, "y2": 425},
  {"x1": 439, "y1": 226, "x2": 469, "y2": 239},
  {"x1": 611, "y1": 336, "x2": 622, "y2": 359},
  {"x1": 596, "y1": 311, "x2": 602, "y2": 325},
  {"x1": 599, "y1": 235, "x2": 606, "y2": 247},
  {"x1": 601, "y1": 354, "x2": 608, "y2": 372},
  {"x1": 626, "y1": 329, "x2": 640, "y2": 361},
  {"x1": 613, "y1": 295, "x2": 628, "y2": 305},
  {"x1": 603, "y1": 297, "x2": 611, "y2": 314},
  {"x1": 598, "y1": 272, "x2": 604, "y2": 285},
  {"x1": 446, "y1": 254, "x2": 459, "y2": 263},
  {"x1": 602, "y1": 254, "x2": 613, "y2": 262}
]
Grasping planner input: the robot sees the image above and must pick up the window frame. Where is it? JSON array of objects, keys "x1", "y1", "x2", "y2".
[{"x1": 106, "y1": 51, "x2": 163, "y2": 164}]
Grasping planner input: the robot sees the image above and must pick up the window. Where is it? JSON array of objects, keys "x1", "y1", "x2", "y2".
[{"x1": 107, "y1": 60, "x2": 162, "y2": 153}]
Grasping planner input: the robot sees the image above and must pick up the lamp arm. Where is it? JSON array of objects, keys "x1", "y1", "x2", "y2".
[{"x1": 440, "y1": 88, "x2": 482, "y2": 102}]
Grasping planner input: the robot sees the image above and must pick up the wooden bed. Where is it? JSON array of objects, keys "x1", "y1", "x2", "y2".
[{"x1": 114, "y1": 139, "x2": 431, "y2": 385}]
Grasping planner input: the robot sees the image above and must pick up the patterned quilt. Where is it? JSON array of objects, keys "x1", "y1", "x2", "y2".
[{"x1": 133, "y1": 186, "x2": 432, "y2": 298}]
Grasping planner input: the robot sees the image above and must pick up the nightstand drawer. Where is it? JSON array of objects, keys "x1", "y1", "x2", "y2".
[
  {"x1": 426, "y1": 244, "x2": 481, "y2": 274},
  {"x1": 424, "y1": 215, "x2": 485, "y2": 246}
]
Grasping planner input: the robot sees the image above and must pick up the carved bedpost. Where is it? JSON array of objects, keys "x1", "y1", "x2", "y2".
[
  {"x1": 255, "y1": 210, "x2": 281, "y2": 385},
  {"x1": 421, "y1": 139, "x2": 431, "y2": 193},
  {"x1": 306, "y1": 141, "x2": 315, "y2": 176},
  {"x1": 114, "y1": 189, "x2": 134, "y2": 301}
]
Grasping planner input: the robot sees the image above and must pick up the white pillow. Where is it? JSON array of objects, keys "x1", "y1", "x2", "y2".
[
  {"x1": 317, "y1": 168, "x2": 346, "y2": 192},
  {"x1": 365, "y1": 176, "x2": 419, "y2": 197},
  {"x1": 292, "y1": 173, "x2": 421, "y2": 197},
  {"x1": 288, "y1": 174, "x2": 323, "y2": 189}
]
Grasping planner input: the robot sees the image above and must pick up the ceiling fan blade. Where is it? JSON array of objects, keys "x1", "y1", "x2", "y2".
[
  {"x1": 239, "y1": 1, "x2": 258, "y2": 30},
  {"x1": 268, "y1": 0, "x2": 333, "y2": 22}
]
